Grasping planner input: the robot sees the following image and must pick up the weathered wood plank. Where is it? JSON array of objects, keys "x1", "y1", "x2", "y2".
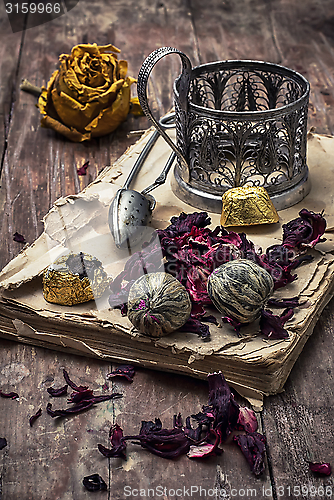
[
  {"x1": 0, "y1": 2, "x2": 22, "y2": 159},
  {"x1": 0, "y1": 336, "x2": 271, "y2": 499},
  {"x1": 262, "y1": 295, "x2": 334, "y2": 496},
  {"x1": 0, "y1": 338, "x2": 111, "y2": 500},
  {"x1": 189, "y1": 0, "x2": 334, "y2": 135}
]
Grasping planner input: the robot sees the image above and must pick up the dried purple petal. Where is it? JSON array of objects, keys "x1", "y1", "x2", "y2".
[
  {"x1": 107, "y1": 365, "x2": 135, "y2": 383},
  {"x1": 234, "y1": 432, "x2": 266, "y2": 476},
  {"x1": 309, "y1": 461, "x2": 332, "y2": 476},
  {"x1": 206, "y1": 372, "x2": 240, "y2": 443},
  {"x1": 0, "y1": 437, "x2": 7, "y2": 450},
  {"x1": 237, "y1": 407, "x2": 258, "y2": 433},
  {"x1": 90, "y1": 393, "x2": 122, "y2": 403},
  {"x1": 187, "y1": 443, "x2": 216, "y2": 458},
  {"x1": 77, "y1": 161, "x2": 89, "y2": 176},
  {"x1": 13, "y1": 232, "x2": 26, "y2": 243},
  {"x1": 267, "y1": 297, "x2": 302, "y2": 309},
  {"x1": 260, "y1": 308, "x2": 293, "y2": 339},
  {"x1": 98, "y1": 423, "x2": 127, "y2": 459},
  {"x1": 47, "y1": 384, "x2": 68, "y2": 397},
  {"x1": 134, "y1": 423, "x2": 191, "y2": 459},
  {"x1": 221, "y1": 316, "x2": 242, "y2": 336},
  {"x1": 46, "y1": 400, "x2": 94, "y2": 417},
  {"x1": 62, "y1": 369, "x2": 88, "y2": 392},
  {"x1": 83, "y1": 473, "x2": 107, "y2": 491},
  {"x1": 0, "y1": 390, "x2": 19, "y2": 399},
  {"x1": 68, "y1": 389, "x2": 94, "y2": 404},
  {"x1": 29, "y1": 408, "x2": 42, "y2": 427},
  {"x1": 282, "y1": 209, "x2": 326, "y2": 249},
  {"x1": 179, "y1": 318, "x2": 211, "y2": 341}
]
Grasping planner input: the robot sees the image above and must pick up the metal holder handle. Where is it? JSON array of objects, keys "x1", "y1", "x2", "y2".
[{"x1": 137, "y1": 47, "x2": 192, "y2": 171}]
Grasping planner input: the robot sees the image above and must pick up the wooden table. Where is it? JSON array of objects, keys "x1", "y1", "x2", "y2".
[{"x1": 1, "y1": 1, "x2": 334, "y2": 498}]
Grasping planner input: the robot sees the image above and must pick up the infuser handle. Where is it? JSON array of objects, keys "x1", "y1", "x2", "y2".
[{"x1": 137, "y1": 47, "x2": 192, "y2": 171}]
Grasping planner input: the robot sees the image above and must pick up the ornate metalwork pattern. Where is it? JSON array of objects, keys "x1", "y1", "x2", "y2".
[
  {"x1": 183, "y1": 62, "x2": 310, "y2": 197},
  {"x1": 137, "y1": 49, "x2": 310, "y2": 211}
]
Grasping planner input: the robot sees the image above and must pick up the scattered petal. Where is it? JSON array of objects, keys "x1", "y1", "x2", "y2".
[
  {"x1": 0, "y1": 438, "x2": 7, "y2": 450},
  {"x1": 77, "y1": 161, "x2": 89, "y2": 175},
  {"x1": 98, "y1": 423, "x2": 127, "y2": 459},
  {"x1": 62, "y1": 369, "x2": 88, "y2": 392},
  {"x1": 0, "y1": 390, "x2": 19, "y2": 399},
  {"x1": 237, "y1": 407, "x2": 258, "y2": 433},
  {"x1": 187, "y1": 443, "x2": 216, "y2": 458},
  {"x1": 309, "y1": 461, "x2": 332, "y2": 476},
  {"x1": 282, "y1": 209, "x2": 326, "y2": 249},
  {"x1": 83, "y1": 473, "x2": 107, "y2": 491},
  {"x1": 47, "y1": 384, "x2": 68, "y2": 397},
  {"x1": 234, "y1": 432, "x2": 266, "y2": 476},
  {"x1": 13, "y1": 232, "x2": 26, "y2": 243},
  {"x1": 260, "y1": 309, "x2": 293, "y2": 339},
  {"x1": 107, "y1": 365, "x2": 135, "y2": 383},
  {"x1": 46, "y1": 400, "x2": 94, "y2": 417},
  {"x1": 29, "y1": 408, "x2": 42, "y2": 427}
]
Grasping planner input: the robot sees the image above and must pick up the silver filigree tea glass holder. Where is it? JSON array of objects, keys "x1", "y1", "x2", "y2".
[{"x1": 137, "y1": 47, "x2": 311, "y2": 213}]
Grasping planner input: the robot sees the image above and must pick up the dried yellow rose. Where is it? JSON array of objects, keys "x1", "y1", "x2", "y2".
[{"x1": 38, "y1": 43, "x2": 140, "y2": 142}]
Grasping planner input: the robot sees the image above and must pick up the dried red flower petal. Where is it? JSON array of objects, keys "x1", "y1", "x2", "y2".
[
  {"x1": 68, "y1": 389, "x2": 94, "y2": 404},
  {"x1": 13, "y1": 232, "x2": 26, "y2": 243},
  {"x1": 83, "y1": 473, "x2": 107, "y2": 491},
  {"x1": 206, "y1": 372, "x2": 240, "y2": 443},
  {"x1": 62, "y1": 369, "x2": 88, "y2": 392},
  {"x1": 0, "y1": 390, "x2": 19, "y2": 399},
  {"x1": 282, "y1": 209, "x2": 326, "y2": 249},
  {"x1": 260, "y1": 308, "x2": 293, "y2": 339},
  {"x1": 237, "y1": 407, "x2": 258, "y2": 433},
  {"x1": 309, "y1": 461, "x2": 332, "y2": 476},
  {"x1": 179, "y1": 318, "x2": 211, "y2": 341},
  {"x1": 0, "y1": 437, "x2": 7, "y2": 450},
  {"x1": 98, "y1": 423, "x2": 127, "y2": 459},
  {"x1": 46, "y1": 400, "x2": 94, "y2": 417},
  {"x1": 187, "y1": 443, "x2": 216, "y2": 458},
  {"x1": 133, "y1": 419, "x2": 191, "y2": 459},
  {"x1": 46, "y1": 370, "x2": 122, "y2": 418},
  {"x1": 77, "y1": 161, "x2": 89, "y2": 176},
  {"x1": 47, "y1": 384, "x2": 68, "y2": 397},
  {"x1": 233, "y1": 432, "x2": 266, "y2": 476},
  {"x1": 29, "y1": 408, "x2": 42, "y2": 427},
  {"x1": 107, "y1": 365, "x2": 135, "y2": 383}
]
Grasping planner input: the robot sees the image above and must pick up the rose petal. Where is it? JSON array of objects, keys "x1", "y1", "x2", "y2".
[
  {"x1": 107, "y1": 365, "x2": 135, "y2": 383},
  {"x1": 234, "y1": 432, "x2": 266, "y2": 476},
  {"x1": 83, "y1": 474, "x2": 107, "y2": 491},
  {"x1": 0, "y1": 438, "x2": 7, "y2": 450},
  {"x1": 77, "y1": 161, "x2": 89, "y2": 175},
  {"x1": 309, "y1": 461, "x2": 332, "y2": 475},
  {"x1": 237, "y1": 407, "x2": 258, "y2": 433},
  {"x1": 29, "y1": 408, "x2": 42, "y2": 427},
  {"x1": 187, "y1": 443, "x2": 216, "y2": 458}
]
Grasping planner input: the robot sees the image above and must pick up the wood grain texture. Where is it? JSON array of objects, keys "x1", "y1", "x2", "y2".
[
  {"x1": 0, "y1": 0, "x2": 334, "y2": 498},
  {"x1": 262, "y1": 295, "x2": 334, "y2": 496}
]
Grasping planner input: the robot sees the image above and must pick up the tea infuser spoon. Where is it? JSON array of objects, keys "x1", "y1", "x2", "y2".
[{"x1": 109, "y1": 113, "x2": 176, "y2": 249}]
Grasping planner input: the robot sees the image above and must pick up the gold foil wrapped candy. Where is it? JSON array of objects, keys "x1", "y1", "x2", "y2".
[
  {"x1": 43, "y1": 252, "x2": 109, "y2": 306},
  {"x1": 221, "y1": 186, "x2": 279, "y2": 227},
  {"x1": 38, "y1": 43, "x2": 140, "y2": 142}
]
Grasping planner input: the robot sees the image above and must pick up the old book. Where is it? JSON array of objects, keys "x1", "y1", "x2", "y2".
[{"x1": 0, "y1": 129, "x2": 333, "y2": 410}]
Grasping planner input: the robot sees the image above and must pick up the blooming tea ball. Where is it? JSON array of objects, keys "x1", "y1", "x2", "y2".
[
  {"x1": 127, "y1": 272, "x2": 192, "y2": 338},
  {"x1": 207, "y1": 259, "x2": 274, "y2": 323}
]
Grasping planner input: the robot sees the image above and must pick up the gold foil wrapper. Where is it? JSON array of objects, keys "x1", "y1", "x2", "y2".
[
  {"x1": 43, "y1": 253, "x2": 109, "y2": 306},
  {"x1": 221, "y1": 186, "x2": 279, "y2": 227}
]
